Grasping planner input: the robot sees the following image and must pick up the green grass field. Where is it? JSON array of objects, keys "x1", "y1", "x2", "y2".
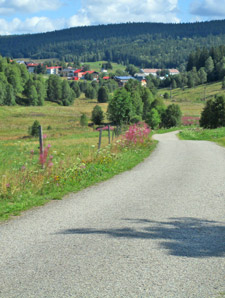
[
  {"x1": 160, "y1": 81, "x2": 224, "y2": 103},
  {"x1": 81, "y1": 61, "x2": 126, "y2": 73},
  {"x1": 0, "y1": 97, "x2": 157, "y2": 221},
  {"x1": 1, "y1": 80, "x2": 225, "y2": 221}
]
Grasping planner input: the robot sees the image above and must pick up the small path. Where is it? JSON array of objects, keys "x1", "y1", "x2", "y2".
[{"x1": 0, "y1": 131, "x2": 225, "y2": 297}]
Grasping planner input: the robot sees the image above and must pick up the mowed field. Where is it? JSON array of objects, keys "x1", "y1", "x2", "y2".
[{"x1": 0, "y1": 98, "x2": 109, "y2": 175}]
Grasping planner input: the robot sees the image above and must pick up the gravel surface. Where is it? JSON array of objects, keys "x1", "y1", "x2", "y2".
[{"x1": 0, "y1": 131, "x2": 225, "y2": 298}]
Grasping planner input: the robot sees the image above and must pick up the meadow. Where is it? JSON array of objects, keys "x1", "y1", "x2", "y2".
[
  {"x1": 1, "y1": 81, "x2": 225, "y2": 221},
  {"x1": 160, "y1": 81, "x2": 223, "y2": 103},
  {"x1": 0, "y1": 97, "x2": 156, "y2": 221}
]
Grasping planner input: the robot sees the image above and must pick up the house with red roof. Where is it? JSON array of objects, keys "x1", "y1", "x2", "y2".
[{"x1": 26, "y1": 63, "x2": 39, "y2": 73}]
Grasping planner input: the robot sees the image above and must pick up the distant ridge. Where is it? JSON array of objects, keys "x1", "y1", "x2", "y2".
[{"x1": 1, "y1": 20, "x2": 225, "y2": 68}]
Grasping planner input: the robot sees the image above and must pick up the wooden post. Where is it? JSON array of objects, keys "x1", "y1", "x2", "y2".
[
  {"x1": 39, "y1": 125, "x2": 43, "y2": 155},
  {"x1": 98, "y1": 129, "x2": 102, "y2": 151},
  {"x1": 108, "y1": 125, "x2": 111, "y2": 144}
]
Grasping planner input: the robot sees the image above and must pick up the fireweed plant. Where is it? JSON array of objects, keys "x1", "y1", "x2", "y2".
[{"x1": 0, "y1": 125, "x2": 156, "y2": 220}]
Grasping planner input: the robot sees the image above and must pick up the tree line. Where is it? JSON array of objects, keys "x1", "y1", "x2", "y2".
[{"x1": 2, "y1": 21, "x2": 225, "y2": 69}]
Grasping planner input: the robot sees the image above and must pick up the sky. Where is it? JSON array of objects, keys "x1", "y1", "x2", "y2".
[{"x1": 0, "y1": 0, "x2": 225, "y2": 35}]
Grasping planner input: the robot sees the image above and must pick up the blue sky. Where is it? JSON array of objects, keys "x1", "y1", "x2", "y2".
[{"x1": 0, "y1": 0, "x2": 225, "y2": 35}]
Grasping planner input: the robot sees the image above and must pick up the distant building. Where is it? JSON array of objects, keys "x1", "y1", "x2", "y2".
[
  {"x1": 26, "y1": 63, "x2": 39, "y2": 73},
  {"x1": 61, "y1": 68, "x2": 76, "y2": 77},
  {"x1": 114, "y1": 76, "x2": 135, "y2": 86},
  {"x1": 169, "y1": 69, "x2": 180, "y2": 75},
  {"x1": 140, "y1": 68, "x2": 179, "y2": 76},
  {"x1": 140, "y1": 69, "x2": 159, "y2": 76},
  {"x1": 46, "y1": 66, "x2": 62, "y2": 75}
]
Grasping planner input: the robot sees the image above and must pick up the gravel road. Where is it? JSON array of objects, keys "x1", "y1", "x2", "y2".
[{"x1": 0, "y1": 131, "x2": 225, "y2": 298}]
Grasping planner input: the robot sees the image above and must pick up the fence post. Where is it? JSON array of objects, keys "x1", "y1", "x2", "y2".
[
  {"x1": 108, "y1": 125, "x2": 111, "y2": 144},
  {"x1": 39, "y1": 125, "x2": 43, "y2": 155},
  {"x1": 98, "y1": 129, "x2": 102, "y2": 151}
]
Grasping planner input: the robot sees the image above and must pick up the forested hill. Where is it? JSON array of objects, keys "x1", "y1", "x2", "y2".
[{"x1": 1, "y1": 20, "x2": 225, "y2": 69}]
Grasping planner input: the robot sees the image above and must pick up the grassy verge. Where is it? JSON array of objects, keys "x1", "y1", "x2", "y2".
[
  {"x1": 0, "y1": 125, "x2": 156, "y2": 221},
  {"x1": 179, "y1": 127, "x2": 225, "y2": 147}
]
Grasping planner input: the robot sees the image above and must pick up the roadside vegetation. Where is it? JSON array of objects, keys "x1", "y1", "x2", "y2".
[{"x1": 0, "y1": 99, "x2": 157, "y2": 221}]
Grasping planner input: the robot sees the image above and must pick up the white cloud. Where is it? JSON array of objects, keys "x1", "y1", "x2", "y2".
[
  {"x1": 0, "y1": 0, "x2": 181, "y2": 35},
  {"x1": 0, "y1": 16, "x2": 63, "y2": 35},
  {"x1": 0, "y1": 0, "x2": 62, "y2": 15},
  {"x1": 69, "y1": 0, "x2": 180, "y2": 27},
  {"x1": 190, "y1": 0, "x2": 225, "y2": 17}
]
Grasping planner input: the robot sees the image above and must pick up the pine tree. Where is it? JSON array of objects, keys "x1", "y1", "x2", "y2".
[
  {"x1": 97, "y1": 87, "x2": 109, "y2": 103},
  {"x1": 91, "y1": 105, "x2": 104, "y2": 125}
]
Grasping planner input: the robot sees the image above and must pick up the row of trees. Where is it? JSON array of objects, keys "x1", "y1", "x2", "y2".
[{"x1": 107, "y1": 80, "x2": 181, "y2": 128}]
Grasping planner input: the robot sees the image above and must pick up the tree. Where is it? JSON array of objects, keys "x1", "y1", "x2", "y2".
[
  {"x1": 29, "y1": 120, "x2": 40, "y2": 137},
  {"x1": 70, "y1": 81, "x2": 81, "y2": 98},
  {"x1": 97, "y1": 87, "x2": 109, "y2": 103},
  {"x1": 80, "y1": 113, "x2": 88, "y2": 126},
  {"x1": 91, "y1": 105, "x2": 104, "y2": 125},
  {"x1": 205, "y1": 56, "x2": 214, "y2": 74},
  {"x1": 164, "y1": 92, "x2": 169, "y2": 99},
  {"x1": 130, "y1": 90, "x2": 143, "y2": 118},
  {"x1": 6, "y1": 66, "x2": 23, "y2": 94},
  {"x1": 198, "y1": 67, "x2": 207, "y2": 84},
  {"x1": 85, "y1": 86, "x2": 96, "y2": 99},
  {"x1": 161, "y1": 104, "x2": 182, "y2": 128},
  {"x1": 0, "y1": 81, "x2": 6, "y2": 105},
  {"x1": 146, "y1": 108, "x2": 161, "y2": 129},
  {"x1": 125, "y1": 64, "x2": 139, "y2": 76},
  {"x1": 107, "y1": 88, "x2": 132, "y2": 125},
  {"x1": 141, "y1": 88, "x2": 154, "y2": 120},
  {"x1": 200, "y1": 95, "x2": 225, "y2": 128},
  {"x1": 4, "y1": 84, "x2": 16, "y2": 105},
  {"x1": 28, "y1": 85, "x2": 38, "y2": 106},
  {"x1": 47, "y1": 75, "x2": 62, "y2": 103},
  {"x1": 61, "y1": 80, "x2": 74, "y2": 106},
  {"x1": 35, "y1": 79, "x2": 46, "y2": 106}
]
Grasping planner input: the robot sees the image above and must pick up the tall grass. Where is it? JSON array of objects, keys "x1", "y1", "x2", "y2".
[
  {"x1": 0, "y1": 121, "x2": 156, "y2": 221},
  {"x1": 179, "y1": 127, "x2": 225, "y2": 147}
]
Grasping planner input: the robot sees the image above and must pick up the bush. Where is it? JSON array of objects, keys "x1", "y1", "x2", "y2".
[
  {"x1": 130, "y1": 115, "x2": 142, "y2": 124},
  {"x1": 28, "y1": 120, "x2": 40, "y2": 137},
  {"x1": 98, "y1": 87, "x2": 109, "y2": 103},
  {"x1": 146, "y1": 108, "x2": 161, "y2": 129},
  {"x1": 80, "y1": 113, "x2": 88, "y2": 126},
  {"x1": 164, "y1": 92, "x2": 170, "y2": 99},
  {"x1": 161, "y1": 104, "x2": 182, "y2": 128},
  {"x1": 91, "y1": 105, "x2": 104, "y2": 125},
  {"x1": 200, "y1": 94, "x2": 225, "y2": 128}
]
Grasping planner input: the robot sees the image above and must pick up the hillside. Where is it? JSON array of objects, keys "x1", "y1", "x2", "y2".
[{"x1": 1, "y1": 20, "x2": 225, "y2": 68}]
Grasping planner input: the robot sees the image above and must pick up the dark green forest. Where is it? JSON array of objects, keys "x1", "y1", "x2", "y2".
[{"x1": 1, "y1": 20, "x2": 225, "y2": 69}]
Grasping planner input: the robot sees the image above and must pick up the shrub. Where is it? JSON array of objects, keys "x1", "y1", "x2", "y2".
[
  {"x1": 28, "y1": 120, "x2": 40, "y2": 137},
  {"x1": 91, "y1": 105, "x2": 104, "y2": 125},
  {"x1": 98, "y1": 87, "x2": 109, "y2": 103},
  {"x1": 130, "y1": 115, "x2": 142, "y2": 124},
  {"x1": 146, "y1": 108, "x2": 161, "y2": 129},
  {"x1": 164, "y1": 92, "x2": 170, "y2": 99},
  {"x1": 80, "y1": 113, "x2": 88, "y2": 126},
  {"x1": 123, "y1": 123, "x2": 151, "y2": 145},
  {"x1": 200, "y1": 94, "x2": 225, "y2": 128},
  {"x1": 161, "y1": 104, "x2": 182, "y2": 128}
]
